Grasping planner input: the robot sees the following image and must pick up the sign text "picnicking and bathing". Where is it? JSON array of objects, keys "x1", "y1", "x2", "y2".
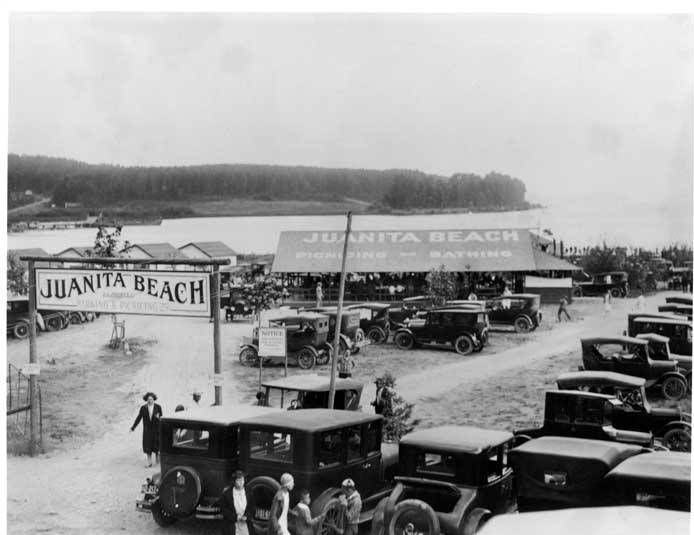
[{"x1": 35, "y1": 269, "x2": 210, "y2": 317}]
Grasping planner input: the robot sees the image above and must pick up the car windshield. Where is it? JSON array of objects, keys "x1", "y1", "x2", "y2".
[
  {"x1": 487, "y1": 443, "x2": 511, "y2": 482},
  {"x1": 416, "y1": 452, "x2": 456, "y2": 477}
]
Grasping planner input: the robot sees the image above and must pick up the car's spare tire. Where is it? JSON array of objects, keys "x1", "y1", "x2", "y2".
[
  {"x1": 313, "y1": 495, "x2": 345, "y2": 535},
  {"x1": 158, "y1": 465, "x2": 202, "y2": 518},
  {"x1": 387, "y1": 499, "x2": 440, "y2": 535},
  {"x1": 13, "y1": 322, "x2": 29, "y2": 339},
  {"x1": 247, "y1": 476, "x2": 281, "y2": 534}
]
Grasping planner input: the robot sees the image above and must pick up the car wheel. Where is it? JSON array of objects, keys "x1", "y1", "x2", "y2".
[
  {"x1": 662, "y1": 376, "x2": 687, "y2": 401},
  {"x1": 158, "y1": 466, "x2": 202, "y2": 519},
  {"x1": 297, "y1": 347, "x2": 317, "y2": 370},
  {"x1": 572, "y1": 287, "x2": 583, "y2": 298},
  {"x1": 314, "y1": 496, "x2": 345, "y2": 535},
  {"x1": 663, "y1": 427, "x2": 691, "y2": 452},
  {"x1": 247, "y1": 476, "x2": 281, "y2": 533},
  {"x1": 69, "y1": 312, "x2": 83, "y2": 325},
  {"x1": 367, "y1": 326, "x2": 387, "y2": 344},
  {"x1": 84, "y1": 311, "x2": 95, "y2": 322},
  {"x1": 610, "y1": 288, "x2": 622, "y2": 299},
  {"x1": 13, "y1": 322, "x2": 29, "y2": 339},
  {"x1": 454, "y1": 335, "x2": 474, "y2": 356},
  {"x1": 45, "y1": 316, "x2": 62, "y2": 332},
  {"x1": 239, "y1": 347, "x2": 259, "y2": 367},
  {"x1": 151, "y1": 499, "x2": 178, "y2": 527},
  {"x1": 513, "y1": 316, "x2": 532, "y2": 333},
  {"x1": 387, "y1": 499, "x2": 440, "y2": 535},
  {"x1": 394, "y1": 332, "x2": 415, "y2": 350},
  {"x1": 461, "y1": 507, "x2": 492, "y2": 535}
]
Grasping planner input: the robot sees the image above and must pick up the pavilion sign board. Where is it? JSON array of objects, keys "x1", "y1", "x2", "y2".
[
  {"x1": 35, "y1": 268, "x2": 211, "y2": 317},
  {"x1": 272, "y1": 228, "x2": 537, "y2": 273}
]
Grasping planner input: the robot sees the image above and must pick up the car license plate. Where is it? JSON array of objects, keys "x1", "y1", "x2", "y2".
[
  {"x1": 141, "y1": 484, "x2": 158, "y2": 494},
  {"x1": 255, "y1": 509, "x2": 270, "y2": 521}
]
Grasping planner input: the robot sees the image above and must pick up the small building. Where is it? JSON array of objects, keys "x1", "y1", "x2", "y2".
[
  {"x1": 56, "y1": 246, "x2": 95, "y2": 258},
  {"x1": 121, "y1": 242, "x2": 188, "y2": 270},
  {"x1": 8, "y1": 248, "x2": 54, "y2": 268},
  {"x1": 179, "y1": 241, "x2": 237, "y2": 267}
]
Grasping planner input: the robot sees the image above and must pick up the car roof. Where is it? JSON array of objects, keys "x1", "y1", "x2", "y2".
[
  {"x1": 305, "y1": 307, "x2": 357, "y2": 315},
  {"x1": 239, "y1": 408, "x2": 381, "y2": 432},
  {"x1": 556, "y1": 371, "x2": 646, "y2": 389},
  {"x1": 345, "y1": 302, "x2": 390, "y2": 310},
  {"x1": 403, "y1": 295, "x2": 431, "y2": 302},
  {"x1": 478, "y1": 506, "x2": 690, "y2": 535},
  {"x1": 429, "y1": 308, "x2": 485, "y2": 314},
  {"x1": 595, "y1": 271, "x2": 627, "y2": 276},
  {"x1": 270, "y1": 312, "x2": 328, "y2": 321},
  {"x1": 511, "y1": 436, "x2": 644, "y2": 460},
  {"x1": 633, "y1": 317, "x2": 691, "y2": 326},
  {"x1": 161, "y1": 405, "x2": 280, "y2": 426},
  {"x1": 400, "y1": 426, "x2": 513, "y2": 454},
  {"x1": 581, "y1": 336, "x2": 648, "y2": 345},
  {"x1": 629, "y1": 312, "x2": 691, "y2": 322},
  {"x1": 262, "y1": 373, "x2": 364, "y2": 392},
  {"x1": 605, "y1": 451, "x2": 691, "y2": 485},
  {"x1": 546, "y1": 389, "x2": 616, "y2": 401},
  {"x1": 7, "y1": 295, "x2": 29, "y2": 303},
  {"x1": 635, "y1": 333, "x2": 670, "y2": 343},
  {"x1": 489, "y1": 293, "x2": 539, "y2": 299}
]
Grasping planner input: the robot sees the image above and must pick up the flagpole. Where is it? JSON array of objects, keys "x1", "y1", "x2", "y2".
[{"x1": 328, "y1": 212, "x2": 353, "y2": 409}]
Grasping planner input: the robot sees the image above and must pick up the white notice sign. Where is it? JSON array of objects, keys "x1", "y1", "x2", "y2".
[
  {"x1": 22, "y1": 363, "x2": 40, "y2": 375},
  {"x1": 259, "y1": 327, "x2": 287, "y2": 357}
]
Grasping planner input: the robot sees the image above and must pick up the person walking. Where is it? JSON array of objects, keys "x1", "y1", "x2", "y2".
[
  {"x1": 220, "y1": 470, "x2": 255, "y2": 535},
  {"x1": 130, "y1": 392, "x2": 163, "y2": 467},
  {"x1": 603, "y1": 290, "x2": 612, "y2": 316},
  {"x1": 316, "y1": 282, "x2": 324, "y2": 307},
  {"x1": 557, "y1": 296, "x2": 571, "y2": 322},
  {"x1": 341, "y1": 479, "x2": 362, "y2": 535},
  {"x1": 269, "y1": 473, "x2": 294, "y2": 535},
  {"x1": 291, "y1": 490, "x2": 326, "y2": 535}
]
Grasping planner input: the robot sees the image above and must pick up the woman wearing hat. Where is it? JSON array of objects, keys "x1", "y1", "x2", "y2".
[
  {"x1": 130, "y1": 392, "x2": 163, "y2": 467},
  {"x1": 220, "y1": 470, "x2": 256, "y2": 535}
]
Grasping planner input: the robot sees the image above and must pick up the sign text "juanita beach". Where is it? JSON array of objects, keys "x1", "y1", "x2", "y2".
[
  {"x1": 35, "y1": 269, "x2": 211, "y2": 318},
  {"x1": 302, "y1": 230, "x2": 520, "y2": 244}
]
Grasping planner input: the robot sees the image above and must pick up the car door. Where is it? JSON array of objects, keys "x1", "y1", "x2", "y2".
[{"x1": 424, "y1": 312, "x2": 444, "y2": 343}]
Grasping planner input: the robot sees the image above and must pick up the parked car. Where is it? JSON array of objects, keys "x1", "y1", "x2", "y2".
[
  {"x1": 388, "y1": 296, "x2": 435, "y2": 329},
  {"x1": 658, "y1": 304, "x2": 692, "y2": 319},
  {"x1": 603, "y1": 451, "x2": 691, "y2": 511},
  {"x1": 239, "y1": 312, "x2": 332, "y2": 369},
  {"x1": 6, "y1": 296, "x2": 71, "y2": 337},
  {"x1": 626, "y1": 313, "x2": 692, "y2": 357},
  {"x1": 135, "y1": 404, "x2": 279, "y2": 526},
  {"x1": 259, "y1": 374, "x2": 364, "y2": 410},
  {"x1": 580, "y1": 336, "x2": 689, "y2": 401},
  {"x1": 393, "y1": 308, "x2": 489, "y2": 356},
  {"x1": 635, "y1": 333, "x2": 691, "y2": 389},
  {"x1": 556, "y1": 371, "x2": 691, "y2": 451},
  {"x1": 573, "y1": 271, "x2": 629, "y2": 298},
  {"x1": 303, "y1": 306, "x2": 365, "y2": 354},
  {"x1": 345, "y1": 302, "x2": 391, "y2": 344},
  {"x1": 238, "y1": 409, "x2": 398, "y2": 534},
  {"x1": 509, "y1": 436, "x2": 646, "y2": 512},
  {"x1": 665, "y1": 296, "x2": 693, "y2": 306},
  {"x1": 484, "y1": 293, "x2": 542, "y2": 333},
  {"x1": 369, "y1": 426, "x2": 515, "y2": 535},
  {"x1": 513, "y1": 390, "x2": 654, "y2": 448}
]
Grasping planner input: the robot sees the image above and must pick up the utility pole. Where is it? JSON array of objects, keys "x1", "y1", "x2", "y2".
[
  {"x1": 212, "y1": 265, "x2": 222, "y2": 405},
  {"x1": 27, "y1": 261, "x2": 41, "y2": 455},
  {"x1": 328, "y1": 212, "x2": 353, "y2": 409}
]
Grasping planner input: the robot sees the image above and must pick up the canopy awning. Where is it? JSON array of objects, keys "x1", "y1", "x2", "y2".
[{"x1": 272, "y1": 228, "x2": 575, "y2": 273}]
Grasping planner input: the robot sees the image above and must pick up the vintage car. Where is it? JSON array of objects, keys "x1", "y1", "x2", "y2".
[
  {"x1": 369, "y1": 426, "x2": 515, "y2": 535},
  {"x1": 603, "y1": 451, "x2": 691, "y2": 511},
  {"x1": 483, "y1": 293, "x2": 542, "y2": 333},
  {"x1": 580, "y1": 336, "x2": 689, "y2": 401},
  {"x1": 135, "y1": 405, "x2": 279, "y2": 526},
  {"x1": 259, "y1": 374, "x2": 364, "y2": 411},
  {"x1": 509, "y1": 436, "x2": 647, "y2": 512},
  {"x1": 345, "y1": 302, "x2": 392, "y2": 344},
  {"x1": 393, "y1": 308, "x2": 489, "y2": 356},
  {"x1": 658, "y1": 304, "x2": 692, "y2": 319},
  {"x1": 635, "y1": 333, "x2": 692, "y2": 389},
  {"x1": 665, "y1": 296, "x2": 693, "y2": 306},
  {"x1": 303, "y1": 306, "x2": 365, "y2": 354},
  {"x1": 238, "y1": 409, "x2": 398, "y2": 534},
  {"x1": 556, "y1": 371, "x2": 691, "y2": 451},
  {"x1": 478, "y1": 506, "x2": 691, "y2": 535},
  {"x1": 572, "y1": 271, "x2": 629, "y2": 298},
  {"x1": 626, "y1": 313, "x2": 692, "y2": 357},
  {"x1": 388, "y1": 296, "x2": 435, "y2": 328},
  {"x1": 6, "y1": 296, "x2": 72, "y2": 338},
  {"x1": 239, "y1": 313, "x2": 332, "y2": 369},
  {"x1": 513, "y1": 390, "x2": 654, "y2": 448}
]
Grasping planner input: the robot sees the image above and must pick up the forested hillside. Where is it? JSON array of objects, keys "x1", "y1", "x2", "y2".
[{"x1": 8, "y1": 154, "x2": 533, "y2": 211}]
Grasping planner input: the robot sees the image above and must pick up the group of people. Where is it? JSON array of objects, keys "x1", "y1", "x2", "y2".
[{"x1": 220, "y1": 471, "x2": 362, "y2": 535}]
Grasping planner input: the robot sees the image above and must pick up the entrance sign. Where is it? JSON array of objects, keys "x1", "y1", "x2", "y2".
[
  {"x1": 35, "y1": 268, "x2": 211, "y2": 317},
  {"x1": 259, "y1": 327, "x2": 287, "y2": 357},
  {"x1": 21, "y1": 363, "x2": 40, "y2": 375}
]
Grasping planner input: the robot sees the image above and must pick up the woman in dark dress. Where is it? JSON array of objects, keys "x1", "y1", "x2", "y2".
[
  {"x1": 130, "y1": 392, "x2": 163, "y2": 467},
  {"x1": 220, "y1": 470, "x2": 256, "y2": 535}
]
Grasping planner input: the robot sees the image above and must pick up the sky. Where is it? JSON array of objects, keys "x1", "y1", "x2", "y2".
[{"x1": 8, "y1": 13, "x2": 694, "y2": 207}]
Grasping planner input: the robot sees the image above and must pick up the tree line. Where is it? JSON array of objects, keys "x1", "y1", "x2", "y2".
[{"x1": 8, "y1": 154, "x2": 532, "y2": 210}]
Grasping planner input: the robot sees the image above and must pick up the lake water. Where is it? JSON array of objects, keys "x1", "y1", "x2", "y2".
[{"x1": 7, "y1": 198, "x2": 692, "y2": 255}]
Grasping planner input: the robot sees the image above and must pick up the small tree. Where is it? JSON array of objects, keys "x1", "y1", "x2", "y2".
[
  {"x1": 240, "y1": 276, "x2": 286, "y2": 321},
  {"x1": 7, "y1": 253, "x2": 28, "y2": 296},
  {"x1": 380, "y1": 372, "x2": 420, "y2": 443},
  {"x1": 425, "y1": 264, "x2": 458, "y2": 306},
  {"x1": 90, "y1": 225, "x2": 130, "y2": 257}
]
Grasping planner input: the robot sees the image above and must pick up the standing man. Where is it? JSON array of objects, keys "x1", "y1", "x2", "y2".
[
  {"x1": 371, "y1": 378, "x2": 386, "y2": 415},
  {"x1": 269, "y1": 473, "x2": 294, "y2": 535},
  {"x1": 557, "y1": 296, "x2": 571, "y2": 322},
  {"x1": 341, "y1": 479, "x2": 362, "y2": 535},
  {"x1": 316, "y1": 282, "x2": 324, "y2": 307}
]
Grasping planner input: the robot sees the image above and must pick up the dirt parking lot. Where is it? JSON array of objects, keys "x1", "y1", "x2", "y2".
[{"x1": 5, "y1": 291, "x2": 690, "y2": 534}]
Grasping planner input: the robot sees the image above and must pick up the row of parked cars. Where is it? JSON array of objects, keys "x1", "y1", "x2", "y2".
[
  {"x1": 6, "y1": 295, "x2": 98, "y2": 339},
  {"x1": 134, "y1": 371, "x2": 690, "y2": 533},
  {"x1": 237, "y1": 294, "x2": 543, "y2": 368}
]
